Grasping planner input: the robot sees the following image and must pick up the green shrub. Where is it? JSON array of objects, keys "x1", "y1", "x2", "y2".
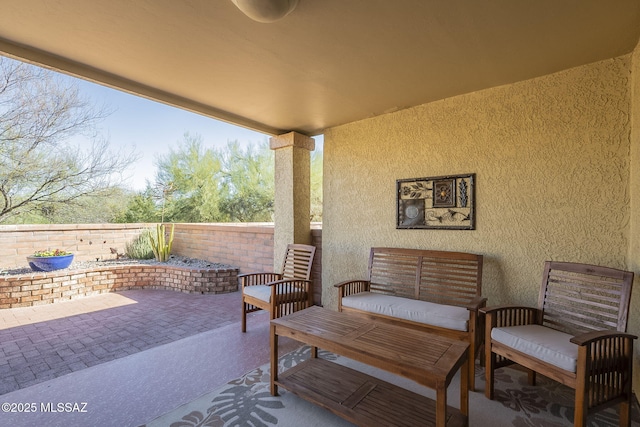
[{"x1": 126, "y1": 229, "x2": 155, "y2": 259}]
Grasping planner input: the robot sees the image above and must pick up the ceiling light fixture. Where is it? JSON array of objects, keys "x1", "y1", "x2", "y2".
[{"x1": 230, "y1": 0, "x2": 299, "y2": 23}]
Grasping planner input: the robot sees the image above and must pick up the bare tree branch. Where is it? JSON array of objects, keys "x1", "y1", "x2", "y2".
[{"x1": 0, "y1": 56, "x2": 140, "y2": 223}]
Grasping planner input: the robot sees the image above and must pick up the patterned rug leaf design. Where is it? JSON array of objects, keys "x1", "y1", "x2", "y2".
[{"x1": 143, "y1": 346, "x2": 639, "y2": 427}]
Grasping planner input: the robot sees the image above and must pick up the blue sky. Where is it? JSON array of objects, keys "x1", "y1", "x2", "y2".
[
  {"x1": 72, "y1": 79, "x2": 275, "y2": 191},
  {"x1": 70, "y1": 77, "x2": 325, "y2": 192}
]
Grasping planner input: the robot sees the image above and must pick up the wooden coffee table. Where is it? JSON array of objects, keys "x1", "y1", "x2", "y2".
[{"x1": 270, "y1": 306, "x2": 469, "y2": 427}]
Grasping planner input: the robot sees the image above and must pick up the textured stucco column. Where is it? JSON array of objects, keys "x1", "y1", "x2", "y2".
[{"x1": 269, "y1": 131, "x2": 315, "y2": 270}]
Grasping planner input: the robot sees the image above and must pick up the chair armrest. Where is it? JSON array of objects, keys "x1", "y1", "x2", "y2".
[
  {"x1": 570, "y1": 330, "x2": 638, "y2": 346},
  {"x1": 481, "y1": 305, "x2": 540, "y2": 328},
  {"x1": 239, "y1": 272, "x2": 282, "y2": 287},
  {"x1": 268, "y1": 279, "x2": 312, "y2": 304},
  {"x1": 464, "y1": 296, "x2": 487, "y2": 312},
  {"x1": 266, "y1": 278, "x2": 312, "y2": 288},
  {"x1": 571, "y1": 330, "x2": 637, "y2": 391},
  {"x1": 334, "y1": 280, "x2": 370, "y2": 298}
]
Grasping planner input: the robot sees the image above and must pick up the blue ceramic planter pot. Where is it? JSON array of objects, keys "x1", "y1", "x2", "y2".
[{"x1": 27, "y1": 254, "x2": 74, "y2": 272}]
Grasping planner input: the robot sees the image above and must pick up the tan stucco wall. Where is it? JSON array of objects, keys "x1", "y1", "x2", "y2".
[
  {"x1": 323, "y1": 55, "x2": 638, "y2": 387},
  {"x1": 630, "y1": 47, "x2": 640, "y2": 276},
  {"x1": 629, "y1": 41, "x2": 640, "y2": 391}
]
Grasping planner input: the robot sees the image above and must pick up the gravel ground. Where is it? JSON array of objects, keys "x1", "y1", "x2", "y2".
[{"x1": 1, "y1": 255, "x2": 235, "y2": 276}]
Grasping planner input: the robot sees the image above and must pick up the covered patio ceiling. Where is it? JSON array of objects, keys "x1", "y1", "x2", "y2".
[{"x1": 1, "y1": 0, "x2": 639, "y2": 137}]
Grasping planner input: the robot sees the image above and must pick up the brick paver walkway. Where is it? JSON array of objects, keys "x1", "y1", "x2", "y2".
[{"x1": 0, "y1": 290, "x2": 241, "y2": 395}]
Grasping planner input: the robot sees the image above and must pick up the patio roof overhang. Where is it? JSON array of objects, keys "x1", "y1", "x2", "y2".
[{"x1": 0, "y1": 0, "x2": 639, "y2": 136}]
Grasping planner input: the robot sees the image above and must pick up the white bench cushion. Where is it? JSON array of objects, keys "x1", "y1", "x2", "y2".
[
  {"x1": 243, "y1": 285, "x2": 272, "y2": 302},
  {"x1": 491, "y1": 324, "x2": 578, "y2": 372},
  {"x1": 341, "y1": 292, "x2": 469, "y2": 332}
]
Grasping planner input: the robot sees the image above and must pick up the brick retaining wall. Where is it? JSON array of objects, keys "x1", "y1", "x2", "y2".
[
  {"x1": 0, "y1": 264, "x2": 239, "y2": 309},
  {"x1": 171, "y1": 223, "x2": 275, "y2": 273},
  {"x1": 0, "y1": 222, "x2": 324, "y2": 306},
  {"x1": 0, "y1": 223, "x2": 280, "y2": 274},
  {"x1": 0, "y1": 223, "x2": 152, "y2": 267}
]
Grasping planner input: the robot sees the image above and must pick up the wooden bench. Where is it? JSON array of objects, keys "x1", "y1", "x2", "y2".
[
  {"x1": 482, "y1": 261, "x2": 635, "y2": 427},
  {"x1": 334, "y1": 247, "x2": 485, "y2": 390}
]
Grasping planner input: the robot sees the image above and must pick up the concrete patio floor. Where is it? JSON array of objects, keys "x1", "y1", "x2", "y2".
[{"x1": 0, "y1": 290, "x2": 301, "y2": 427}]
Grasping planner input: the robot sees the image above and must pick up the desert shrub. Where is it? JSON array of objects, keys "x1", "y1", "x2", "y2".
[{"x1": 126, "y1": 228, "x2": 155, "y2": 259}]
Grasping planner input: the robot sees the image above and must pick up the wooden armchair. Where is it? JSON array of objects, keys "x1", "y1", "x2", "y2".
[
  {"x1": 241, "y1": 244, "x2": 316, "y2": 332},
  {"x1": 481, "y1": 261, "x2": 635, "y2": 426}
]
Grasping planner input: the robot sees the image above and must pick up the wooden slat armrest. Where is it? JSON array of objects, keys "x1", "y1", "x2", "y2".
[
  {"x1": 334, "y1": 280, "x2": 370, "y2": 297},
  {"x1": 270, "y1": 279, "x2": 312, "y2": 305},
  {"x1": 239, "y1": 272, "x2": 282, "y2": 287},
  {"x1": 480, "y1": 305, "x2": 540, "y2": 328},
  {"x1": 571, "y1": 330, "x2": 637, "y2": 384},
  {"x1": 464, "y1": 296, "x2": 487, "y2": 312},
  {"x1": 238, "y1": 272, "x2": 280, "y2": 279},
  {"x1": 267, "y1": 278, "x2": 312, "y2": 288},
  {"x1": 570, "y1": 330, "x2": 638, "y2": 347},
  {"x1": 333, "y1": 279, "x2": 369, "y2": 288},
  {"x1": 480, "y1": 305, "x2": 538, "y2": 315}
]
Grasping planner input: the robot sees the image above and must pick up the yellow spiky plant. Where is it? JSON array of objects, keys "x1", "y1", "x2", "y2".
[{"x1": 151, "y1": 223, "x2": 175, "y2": 262}]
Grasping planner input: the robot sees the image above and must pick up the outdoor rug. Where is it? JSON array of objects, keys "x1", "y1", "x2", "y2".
[{"x1": 142, "y1": 346, "x2": 640, "y2": 427}]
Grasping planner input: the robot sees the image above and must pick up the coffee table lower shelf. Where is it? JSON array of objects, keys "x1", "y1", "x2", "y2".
[{"x1": 275, "y1": 357, "x2": 467, "y2": 427}]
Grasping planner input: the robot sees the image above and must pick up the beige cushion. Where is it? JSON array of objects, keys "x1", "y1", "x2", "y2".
[
  {"x1": 341, "y1": 292, "x2": 469, "y2": 331},
  {"x1": 243, "y1": 285, "x2": 272, "y2": 302},
  {"x1": 491, "y1": 324, "x2": 578, "y2": 372}
]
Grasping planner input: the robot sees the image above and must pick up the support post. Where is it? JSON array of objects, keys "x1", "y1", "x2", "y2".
[{"x1": 269, "y1": 131, "x2": 315, "y2": 270}]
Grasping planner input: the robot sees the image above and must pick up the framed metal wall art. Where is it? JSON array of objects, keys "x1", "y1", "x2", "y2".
[{"x1": 396, "y1": 173, "x2": 475, "y2": 230}]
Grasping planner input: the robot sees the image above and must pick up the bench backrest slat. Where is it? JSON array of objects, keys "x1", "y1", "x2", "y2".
[
  {"x1": 539, "y1": 261, "x2": 634, "y2": 334},
  {"x1": 369, "y1": 250, "x2": 420, "y2": 298},
  {"x1": 368, "y1": 247, "x2": 483, "y2": 307},
  {"x1": 419, "y1": 255, "x2": 482, "y2": 305}
]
